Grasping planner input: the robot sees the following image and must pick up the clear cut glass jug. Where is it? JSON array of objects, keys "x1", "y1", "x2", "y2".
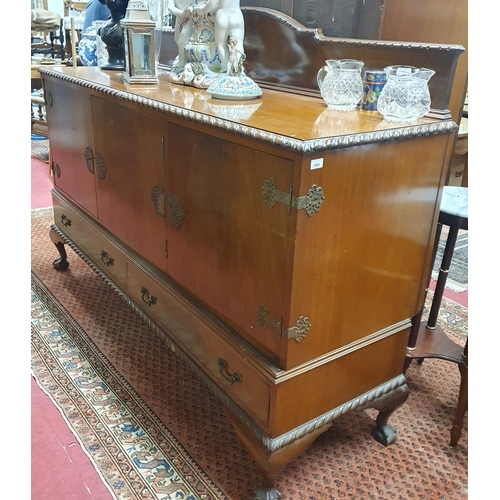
[
  {"x1": 317, "y1": 59, "x2": 364, "y2": 111},
  {"x1": 376, "y1": 65, "x2": 435, "y2": 123}
]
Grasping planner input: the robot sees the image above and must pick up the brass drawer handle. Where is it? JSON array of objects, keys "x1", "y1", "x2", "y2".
[
  {"x1": 140, "y1": 286, "x2": 157, "y2": 306},
  {"x1": 100, "y1": 250, "x2": 115, "y2": 267},
  {"x1": 217, "y1": 358, "x2": 242, "y2": 385},
  {"x1": 60, "y1": 214, "x2": 72, "y2": 227}
]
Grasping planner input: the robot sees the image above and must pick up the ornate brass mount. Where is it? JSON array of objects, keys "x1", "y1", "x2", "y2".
[
  {"x1": 51, "y1": 161, "x2": 61, "y2": 178},
  {"x1": 140, "y1": 286, "x2": 157, "y2": 306},
  {"x1": 60, "y1": 214, "x2": 72, "y2": 227},
  {"x1": 262, "y1": 178, "x2": 325, "y2": 216},
  {"x1": 83, "y1": 148, "x2": 106, "y2": 179},
  {"x1": 95, "y1": 152, "x2": 107, "y2": 181},
  {"x1": 256, "y1": 304, "x2": 311, "y2": 342},
  {"x1": 151, "y1": 186, "x2": 166, "y2": 218},
  {"x1": 256, "y1": 304, "x2": 282, "y2": 332},
  {"x1": 287, "y1": 316, "x2": 312, "y2": 343},
  {"x1": 217, "y1": 358, "x2": 242, "y2": 384},
  {"x1": 100, "y1": 250, "x2": 114, "y2": 267},
  {"x1": 84, "y1": 147, "x2": 94, "y2": 174},
  {"x1": 168, "y1": 192, "x2": 185, "y2": 228}
]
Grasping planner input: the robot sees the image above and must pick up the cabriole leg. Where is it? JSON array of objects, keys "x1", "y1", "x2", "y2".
[
  {"x1": 370, "y1": 383, "x2": 409, "y2": 446},
  {"x1": 225, "y1": 409, "x2": 331, "y2": 500},
  {"x1": 49, "y1": 226, "x2": 69, "y2": 270}
]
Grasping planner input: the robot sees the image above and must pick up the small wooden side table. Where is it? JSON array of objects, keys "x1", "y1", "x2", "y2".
[{"x1": 404, "y1": 186, "x2": 468, "y2": 446}]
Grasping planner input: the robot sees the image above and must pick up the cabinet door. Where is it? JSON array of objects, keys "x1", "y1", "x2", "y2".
[
  {"x1": 43, "y1": 78, "x2": 98, "y2": 217},
  {"x1": 166, "y1": 123, "x2": 293, "y2": 362},
  {"x1": 90, "y1": 97, "x2": 168, "y2": 272}
]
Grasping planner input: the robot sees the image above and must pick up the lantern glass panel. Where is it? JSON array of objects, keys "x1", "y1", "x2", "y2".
[{"x1": 132, "y1": 33, "x2": 153, "y2": 73}]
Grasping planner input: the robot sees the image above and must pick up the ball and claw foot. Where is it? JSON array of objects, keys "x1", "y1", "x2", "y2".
[
  {"x1": 253, "y1": 487, "x2": 281, "y2": 500},
  {"x1": 50, "y1": 233, "x2": 69, "y2": 270},
  {"x1": 369, "y1": 381, "x2": 408, "y2": 446},
  {"x1": 52, "y1": 257, "x2": 69, "y2": 270},
  {"x1": 371, "y1": 423, "x2": 398, "y2": 446}
]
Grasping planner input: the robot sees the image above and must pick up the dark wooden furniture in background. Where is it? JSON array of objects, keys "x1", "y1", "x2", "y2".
[
  {"x1": 453, "y1": 118, "x2": 468, "y2": 187},
  {"x1": 63, "y1": 0, "x2": 87, "y2": 56},
  {"x1": 235, "y1": 0, "x2": 468, "y2": 123},
  {"x1": 31, "y1": 19, "x2": 65, "y2": 60},
  {"x1": 405, "y1": 186, "x2": 468, "y2": 446},
  {"x1": 41, "y1": 9, "x2": 464, "y2": 499},
  {"x1": 380, "y1": 0, "x2": 467, "y2": 126},
  {"x1": 31, "y1": 92, "x2": 48, "y2": 137}
]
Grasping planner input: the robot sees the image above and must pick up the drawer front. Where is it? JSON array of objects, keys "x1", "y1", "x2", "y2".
[
  {"x1": 126, "y1": 263, "x2": 271, "y2": 428},
  {"x1": 53, "y1": 197, "x2": 128, "y2": 286}
]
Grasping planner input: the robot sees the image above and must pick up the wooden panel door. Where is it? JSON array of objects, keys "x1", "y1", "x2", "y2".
[
  {"x1": 284, "y1": 134, "x2": 451, "y2": 368},
  {"x1": 43, "y1": 78, "x2": 98, "y2": 217},
  {"x1": 166, "y1": 123, "x2": 294, "y2": 365},
  {"x1": 90, "y1": 96, "x2": 168, "y2": 272}
]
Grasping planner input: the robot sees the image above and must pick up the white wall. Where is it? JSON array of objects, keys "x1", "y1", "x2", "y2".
[
  {"x1": 45, "y1": 1, "x2": 90, "y2": 17},
  {"x1": 47, "y1": 1, "x2": 65, "y2": 17}
]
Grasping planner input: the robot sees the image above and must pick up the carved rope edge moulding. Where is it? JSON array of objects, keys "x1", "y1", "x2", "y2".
[{"x1": 39, "y1": 68, "x2": 458, "y2": 153}]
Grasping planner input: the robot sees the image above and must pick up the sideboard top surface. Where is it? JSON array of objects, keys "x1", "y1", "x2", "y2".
[{"x1": 40, "y1": 66, "x2": 456, "y2": 153}]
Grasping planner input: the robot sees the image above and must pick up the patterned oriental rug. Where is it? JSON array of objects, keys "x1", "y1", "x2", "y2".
[
  {"x1": 31, "y1": 209, "x2": 468, "y2": 500},
  {"x1": 31, "y1": 135, "x2": 50, "y2": 163}
]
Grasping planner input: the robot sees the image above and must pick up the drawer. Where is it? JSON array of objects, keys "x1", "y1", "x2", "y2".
[
  {"x1": 126, "y1": 262, "x2": 271, "y2": 428},
  {"x1": 53, "y1": 197, "x2": 128, "y2": 286}
]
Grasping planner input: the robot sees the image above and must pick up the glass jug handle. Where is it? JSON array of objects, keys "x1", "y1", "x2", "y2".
[{"x1": 317, "y1": 66, "x2": 328, "y2": 90}]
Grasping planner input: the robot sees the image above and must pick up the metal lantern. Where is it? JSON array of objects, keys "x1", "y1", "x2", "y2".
[{"x1": 122, "y1": 0, "x2": 158, "y2": 84}]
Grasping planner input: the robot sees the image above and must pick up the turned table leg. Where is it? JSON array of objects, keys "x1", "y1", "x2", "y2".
[
  {"x1": 450, "y1": 340, "x2": 468, "y2": 446},
  {"x1": 49, "y1": 226, "x2": 69, "y2": 270}
]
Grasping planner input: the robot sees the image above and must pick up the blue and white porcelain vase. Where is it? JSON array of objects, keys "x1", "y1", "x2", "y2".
[
  {"x1": 77, "y1": 21, "x2": 108, "y2": 67},
  {"x1": 78, "y1": 24, "x2": 99, "y2": 66}
]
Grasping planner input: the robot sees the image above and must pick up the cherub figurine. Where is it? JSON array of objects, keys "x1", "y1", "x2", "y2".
[
  {"x1": 166, "y1": 0, "x2": 196, "y2": 71},
  {"x1": 226, "y1": 35, "x2": 245, "y2": 76},
  {"x1": 193, "y1": 0, "x2": 245, "y2": 72}
]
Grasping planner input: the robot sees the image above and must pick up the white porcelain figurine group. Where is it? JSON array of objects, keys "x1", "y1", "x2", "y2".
[
  {"x1": 167, "y1": 0, "x2": 262, "y2": 99},
  {"x1": 317, "y1": 59, "x2": 435, "y2": 123}
]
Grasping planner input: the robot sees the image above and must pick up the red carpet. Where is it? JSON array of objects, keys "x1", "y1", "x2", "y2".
[
  {"x1": 31, "y1": 155, "x2": 53, "y2": 209},
  {"x1": 31, "y1": 155, "x2": 114, "y2": 499},
  {"x1": 31, "y1": 377, "x2": 114, "y2": 500}
]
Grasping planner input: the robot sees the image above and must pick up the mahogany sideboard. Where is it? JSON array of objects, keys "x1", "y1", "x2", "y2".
[{"x1": 40, "y1": 46, "x2": 458, "y2": 497}]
